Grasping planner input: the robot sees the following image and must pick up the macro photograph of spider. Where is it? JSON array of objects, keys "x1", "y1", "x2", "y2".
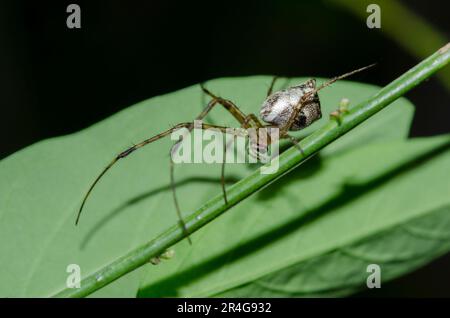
[
  {"x1": 1, "y1": 0, "x2": 450, "y2": 304},
  {"x1": 75, "y1": 64, "x2": 375, "y2": 243}
]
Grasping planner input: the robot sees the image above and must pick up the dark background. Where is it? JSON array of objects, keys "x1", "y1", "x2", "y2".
[{"x1": 0, "y1": 0, "x2": 449, "y2": 296}]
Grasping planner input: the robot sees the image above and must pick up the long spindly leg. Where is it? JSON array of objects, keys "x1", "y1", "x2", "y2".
[
  {"x1": 168, "y1": 99, "x2": 220, "y2": 243},
  {"x1": 218, "y1": 111, "x2": 273, "y2": 204},
  {"x1": 279, "y1": 90, "x2": 318, "y2": 139},
  {"x1": 171, "y1": 124, "x2": 249, "y2": 242},
  {"x1": 200, "y1": 84, "x2": 248, "y2": 124},
  {"x1": 173, "y1": 86, "x2": 250, "y2": 147},
  {"x1": 218, "y1": 125, "x2": 250, "y2": 205},
  {"x1": 266, "y1": 76, "x2": 279, "y2": 97},
  {"x1": 221, "y1": 136, "x2": 229, "y2": 204},
  {"x1": 314, "y1": 63, "x2": 376, "y2": 93},
  {"x1": 245, "y1": 113, "x2": 264, "y2": 128},
  {"x1": 221, "y1": 117, "x2": 266, "y2": 206},
  {"x1": 168, "y1": 151, "x2": 190, "y2": 243},
  {"x1": 75, "y1": 122, "x2": 240, "y2": 233},
  {"x1": 198, "y1": 86, "x2": 271, "y2": 206},
  {"x1": 169, "y1": 100, "x2": 234, "y2": 244},
  {"x1": 242, "y1": 113, "x2": 266, "y2": 160},
  {"x1": 282, "y1": 133, "x2": 305, "y2": 155},
  {"x1": 192, "y1": 85, "x2": 260, "y2": 206},
  {"x1": 168, "y1": 89, "x2": 250, "y2": 225},
  {"x1": 147, "y1": 84, "x2": 252, "y2": 231}
]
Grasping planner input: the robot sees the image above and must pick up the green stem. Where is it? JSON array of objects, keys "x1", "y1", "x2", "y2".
[{"x1": 53, "y1": 43, "x2": 450, "y2": 298}]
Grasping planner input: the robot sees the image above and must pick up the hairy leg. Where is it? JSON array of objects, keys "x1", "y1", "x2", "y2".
[{"x1": 266, "y1": 76, "x2": 279, "y2": 97}]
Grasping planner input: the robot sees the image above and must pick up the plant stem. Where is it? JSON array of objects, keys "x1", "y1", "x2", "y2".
[{"x1": 53, "y1": 43, "x2": 450, "y2": 298}]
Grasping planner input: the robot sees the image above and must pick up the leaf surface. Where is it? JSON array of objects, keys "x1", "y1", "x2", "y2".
[
  {"x1": 138, "y1": 134, "x2": 450, "y2": 297},
  {"x1": 0, "y1": 76, "x2": 416, "y2": 297}
]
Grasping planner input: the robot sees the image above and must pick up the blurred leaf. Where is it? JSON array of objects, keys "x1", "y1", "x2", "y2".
[
  {"x1": 330, "y1": 0, "x2": 450, "y2": 90},
  {"x1": 0, "y1": 76, "x2": 414, "y2": 297}
]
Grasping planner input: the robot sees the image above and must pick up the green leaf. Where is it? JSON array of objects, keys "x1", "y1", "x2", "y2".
[
  {"x1": 138, "y1": 135, "x2": 450, "y2": 297},
  {"x1": 0, "y1": 76, "x2": 413, "y2": 297},
  {"x1": 216, "y1": 204, "x2": 450, "y2": 297}
]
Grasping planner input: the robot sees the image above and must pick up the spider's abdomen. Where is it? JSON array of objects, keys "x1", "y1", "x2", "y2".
[{"x1": 260, "y1": 79, "x2": 322, "y2": 131}]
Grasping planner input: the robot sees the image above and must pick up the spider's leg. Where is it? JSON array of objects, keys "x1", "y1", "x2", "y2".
[
  {"x1": 315, "y1": 63, "x2": 376, "y2": 92},
  {"x1": 279, "y1": 90, "x2": 316, "y2": 137},
  {"x1": 200, "y1": 84, "x2": 248, "y2": 124},
  {"x1": 169, "y1": 151, "x2": 192, "y2": 244},
  {"x1": 279, "y1": 64, "x2": 376, "y2": 143},
  {"x1": 168, "y1": 100, "x2": 240, "y2": 242},
  {"x1": 170, "y1": 124, "x2": 247, "y2": 242},
  {"x1": 283, "y1": 134, "x2": 305, "y2": 156},
  {"x1": 266, "y1": 76, "x2": 279, "y2": 97},
  {"x1": 167, "y1": 99, "x2": 220, "y2": 227},
  {"x1": 197, "y1": 85, "x2": 259, "y2": 205},
  {"x1": 169, "y1": 93, "x2": 245, "y2": 220},
  {"x1": 76, "y1": 122, "x2": 233, "y2": 230},
  {"x1": 245, "y1": 113, "x2": 264, "y2": 128},
  {"x1": 219, "y1": 111, "x2": 268, "y2": 204},
  {"x1": 221, "y1": 138, "x2": 229, "y2": 204}
]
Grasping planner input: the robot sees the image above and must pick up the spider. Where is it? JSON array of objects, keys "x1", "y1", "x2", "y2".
[{"x1": 75, "y1": 64, "x2": 374, "y2": 243}]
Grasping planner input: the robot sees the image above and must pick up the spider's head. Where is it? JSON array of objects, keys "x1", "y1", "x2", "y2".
[{"x1": 260, "y1": 79, "x2": 322, "y2": 131}]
